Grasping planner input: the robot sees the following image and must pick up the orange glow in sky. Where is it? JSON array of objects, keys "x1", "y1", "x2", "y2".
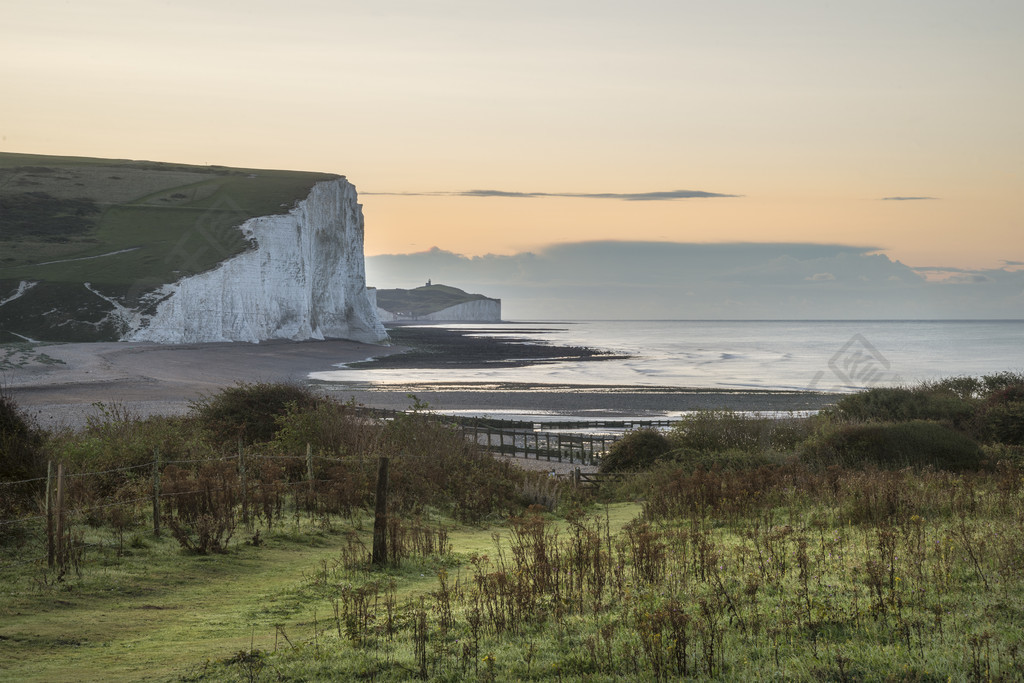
[{"x1": 2, "y1": 0, "x2": 1021, "y2": 270}]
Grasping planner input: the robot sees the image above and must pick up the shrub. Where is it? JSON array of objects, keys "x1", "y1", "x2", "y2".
[
  {"x1": 48, "y1": 408, "x2": 215, "y2": 498},
  {"x1": 0, "y1": 391, "x2": 44, "y2": 482},
  {"x1": 665, "y1": 446, "x2": 777, "y2": 473},
  {"x1": 667, "y1": 410, "x2": 814, "y2": 455},
  {"x1": 270, "y1": 400, "x2": 378, "y2": 457},
  {"x1": 190, "y1": 382, "x2": 321, "y2": 445},
  {"x1": 514, "y1": 469, "x2": 566, "y2": 511},
  {"x1": 970, "y1": 377, "x2": 1024, "y2": 444},
  {"x1": 833, "y1": 387, "x2": 976, "y2": 428},
  {"x1": 375, "y1": 410, "x2": 524, "y2": 522},
  {"x1": 981, "y1": 371, "x2": 1024, "y2": 395},
  {"x1": 987, "y1": 383, "x2": 1024, "y2": 405},
  {"x1": 162, "y1": 462, "x2": 238, "y2": 553},
  {"x1": 924, "y1": 375, "x2": 984, "y2": 399},
  {"x1": 982, "y1": 443, "x2": 1024, "y2": 466},
  {"x1": 639, "y1": 460, "x2": 814, "y2": 520},
  {"x1": 0, "y1": 391, "x2": 46, "y2": 535},
  {"x1": 599, "y1": 428, "x2": 671, "y2": 473},
  {"x1": 982, "y1": 401, "x2": 1024, "y2": 445},
  {"x1": 799, "y1": 420, "x2": 985, "y2": 471}
]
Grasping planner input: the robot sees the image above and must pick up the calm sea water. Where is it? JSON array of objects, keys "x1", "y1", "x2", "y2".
[{"x1": 312, "y1": 320, "x2": 1024, "y2": 393}]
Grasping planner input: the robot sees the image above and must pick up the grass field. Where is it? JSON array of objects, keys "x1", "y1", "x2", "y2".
[
  {"x1": 0, "y1": 152, "x2": 339, "y2": 341},
  {"x1": 0, "y1": 152, "x2": 338, "y2": 283},
  {"x1": 0, "y1": 504, "x2": 642, "y2": 682},
  {"x1": 2, "y1": 378, "x2": 1024, "y2": 680},
  {"x1": 4, "y1": 466, "x2": 1023, "y2": 681}
]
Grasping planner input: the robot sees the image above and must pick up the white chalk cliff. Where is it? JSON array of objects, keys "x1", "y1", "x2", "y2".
[
  {"x1": 377, "y1": 299, "x2": 501, "y2": 322},
  {"x1": 127, "y1": 178, "x2": 387, "y2": 344}
]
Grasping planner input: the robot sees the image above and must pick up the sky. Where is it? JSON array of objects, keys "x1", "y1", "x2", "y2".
[
  {"x1": 3, "y1": 0, "x2": 1023, "y2": 317},
  {"x1": 365, "y1": 242, "x2": 1024, "y2": 319}
]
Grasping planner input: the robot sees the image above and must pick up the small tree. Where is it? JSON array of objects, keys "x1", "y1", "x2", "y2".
[
  {"x1": 600, "y1": 428, "x2": 671, "y2": 473},
  {"x1": 0, "y1": 392, "x2": 44, "y2": 482},
  {"x1": 189, "y1": 382, "x2": 321, "y2": 445},
  {"x1": 0, "y1": 392, "x2": 46, "y2": 539}
]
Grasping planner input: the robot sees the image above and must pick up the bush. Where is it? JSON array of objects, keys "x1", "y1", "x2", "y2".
[
  {"x1": 833, "y1": 387, "x2": 976, "y2": 428},
  {"x1": 600, "y1": 428, "x2": 671, "y2": 473},
  {"x1": 162, "y1": 462, "x2": 238, "y2": 553},
  {"x1": 48, "y1": 407, "x2": 215, "y2": 498},
  {"x1": 190, "y1": 382, "x2": 322, "y2": 445},
  {"x1": 981, "y1": 371, "x2": 1024, "y2": 395},
  {"x1": 270, "y1": 400, "x2": 377, "y2": 457},
  {"x1": 666, "y1": 446, "x2": 778, "y2": 473},
  {"x1": 0, "y1": 391, "x2": 44, "y2": 482},
  {"x1": 379, "y1": 410, "x2": 524, "y2": 522},
  {"x1": 0, "y1": 392, "x2": 46, "y2": 531},
  {"x1": 667, "y1": 410, "x2": 815, "y2": 455},
  {"x1": 982, "y1": 401, "x2": 1024, "y2": 445},
  {"x1": 924, "y1": 375, "x2": 984, "y2": 399},
  {"x1": 982, "y1": 443, "x2": 1024, "y2": 466},
  {"x1": 799, "y1": 420, "x2": 985, "y2": 471}
]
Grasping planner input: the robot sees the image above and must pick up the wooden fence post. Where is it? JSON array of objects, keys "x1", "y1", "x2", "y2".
[
  {"x1": 238, "y1": 441, "x2": 248, "y2": 527},
  {"x1": 152, "y1": 448, "x2": 161, "y2": 537},
  {"x1": 372, "y1": 457, "x2": 390, "y2": 566},
  {"x1": 45, "y1": 461, "x2": 54, "y2": 569},
  {"x1": 55, "y1": 463, "x2": 65, "y2": 568},
  {"x1": 306, "y1": 443, "x2": 315, "y2": 505}
]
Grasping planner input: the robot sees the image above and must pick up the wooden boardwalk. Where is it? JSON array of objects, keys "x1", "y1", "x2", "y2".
[{"x1": 354, "y1": 407, "x2": 678, "y2": 467}]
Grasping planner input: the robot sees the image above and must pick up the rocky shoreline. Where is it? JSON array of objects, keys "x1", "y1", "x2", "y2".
[{"x1": 351, "y1": 324, "x2": 629, "y2": 369}]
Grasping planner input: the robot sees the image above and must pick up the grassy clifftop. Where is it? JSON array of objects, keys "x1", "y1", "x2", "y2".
[
  {"x1": 375, "y1": 283, "x2": 495, "y2": 317},
  {"x1": 0, "y1": 152, "x2": 338, "y2": 341}
]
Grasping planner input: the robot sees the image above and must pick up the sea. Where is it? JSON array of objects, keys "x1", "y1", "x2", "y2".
[{"x1": 313, "y1": 319, "x2": 1024, "y2": 395}]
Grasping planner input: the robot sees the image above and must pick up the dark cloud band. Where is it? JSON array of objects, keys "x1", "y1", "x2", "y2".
[{"x1": 366, "y1": 241, "x2": 1024, "y2": 319}]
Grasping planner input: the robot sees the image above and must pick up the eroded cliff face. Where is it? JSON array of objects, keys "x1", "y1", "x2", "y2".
[{"x1": 127, "y1": 179, "x2": 387, "y2": 344}]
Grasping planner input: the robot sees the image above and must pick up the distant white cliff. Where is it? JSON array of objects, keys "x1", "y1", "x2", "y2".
[
  {"x1": 376, "y1": 299, "x2": 501, "y2": 322},
  {"x1": 127, "y1": 178, "x2": 387, "y2": 344}
]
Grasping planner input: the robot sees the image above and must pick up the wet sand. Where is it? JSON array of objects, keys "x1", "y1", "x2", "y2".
[
  {"x1": 319, "y1": 325, "x2": 836, "y2": 416},
  {"x1": 3, "y1": 326, "x2": 836, "y2": 430},
  {"x1": 3, "y1": 338, "x2": 404, "y2": 429},
  {"x1": 318, "y1": 383, "x2": 835, "y2": 417}
]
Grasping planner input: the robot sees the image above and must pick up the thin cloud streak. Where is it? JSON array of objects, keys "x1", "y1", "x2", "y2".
[
  {"x1": 880, "y1": 196, "x2": 939, "y2": 201},
  {"x1": 912, "y1": 266, "x2": 976, "y2": 273},
  {"x1": 363, "y1": 189, "x2": 741, "y2": 201}
]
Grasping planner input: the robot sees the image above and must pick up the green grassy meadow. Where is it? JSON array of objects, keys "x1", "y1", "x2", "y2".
[
  {"x1": 0, "y1": 153, "x2": 338, "y2": 341},
  {"x1": 0, "y1": 505, "x2": 640, "y2": 682},
  {"x1": 2, "y1": 377, "x2": 1024, "y2": 680}
]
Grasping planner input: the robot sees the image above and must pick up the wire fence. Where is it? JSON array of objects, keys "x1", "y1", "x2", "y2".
[
  {"x1": 0, "y1": 407, "x2": 646, "y2": 573},
  {"x1": 0, "y1": 442, "x2": 595, "y2": 574}
]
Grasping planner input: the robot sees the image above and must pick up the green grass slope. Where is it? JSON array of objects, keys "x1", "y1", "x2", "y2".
[
  {"x1": 376, "y1": 283, "x2": 495, "y2": 317},
  {"x1": 0, "y1": 152, "x2": 338, "y2": 341}
]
